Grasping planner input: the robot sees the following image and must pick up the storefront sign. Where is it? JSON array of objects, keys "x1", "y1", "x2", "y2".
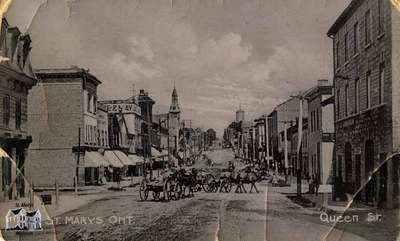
[{"x1": 105, "y1": 103, "x2": 141, "y2": 115}]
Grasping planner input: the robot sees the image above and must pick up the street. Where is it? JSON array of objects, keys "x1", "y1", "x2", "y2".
[{"x1": 52, "y1": 149, "x2": 366, "y2": 241}]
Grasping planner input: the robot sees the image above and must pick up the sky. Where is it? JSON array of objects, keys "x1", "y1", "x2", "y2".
[{"x1": 6, "y1": 0, "x2": 350, "y2": 136}]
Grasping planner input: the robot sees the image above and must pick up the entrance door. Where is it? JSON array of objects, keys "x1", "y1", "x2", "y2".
[
  {"x1": 365, "y1": 140, "x2": 375, "y2": 204},
  {"x1": 355, "y1": 154, "x2": 361, "y2": 200},
  {"x1": 345, "y1": 143, "x2": 353, "y2": 193}
]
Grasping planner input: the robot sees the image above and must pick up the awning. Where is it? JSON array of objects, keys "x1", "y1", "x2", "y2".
[
  {"x1": 104, "y1": 151, "x2": 124, "y2": 168},
  {"x1": 123, "y1": 114, "x2": 136, "y2": 135},
  {"x1": 113, "y1": 150, "x2": 135, "y2": 166},
  {"x1": 128, "y1": 155, "x2": 144, "y2": 165},
  {"x1": 84, "y1": 151, "x2": 110, "y2": 167},
  {"x1": 151, "y1": 147, "x2": 162, "y2": 157}
]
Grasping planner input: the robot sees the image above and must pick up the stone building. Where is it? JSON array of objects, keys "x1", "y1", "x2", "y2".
[
  {"x1": 327, "y1": 0, "x2": 400, "y2": 208},
  {"x1": 0, "y1": 18, "x2": 37, "y2": 201},
  {"x1": 27, "y1": 67, "x2": 108, "y2": 187}
]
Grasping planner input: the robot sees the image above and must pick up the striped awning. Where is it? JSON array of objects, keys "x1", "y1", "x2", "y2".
[
  {"x1": 84, "y1": 151, "x2": 109, "y2": 167},
  {"x1": 113, "y1": 150, "x2": 135, "y2": 166},
  {"x1": 128, "y1": 154, "x2": 144, "y2": 164},
  {"x1": 104, "y1": 151, "x2": 124, "y2": 168}
]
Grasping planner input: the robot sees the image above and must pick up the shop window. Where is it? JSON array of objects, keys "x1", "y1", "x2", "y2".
[{"x1": 3, "y1": 95, "x2": 10, "y2": 127}]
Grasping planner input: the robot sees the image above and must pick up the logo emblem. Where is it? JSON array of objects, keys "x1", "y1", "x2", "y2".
[{"x1": 5, "y1": 208, "x2": 42, "y2": 231}]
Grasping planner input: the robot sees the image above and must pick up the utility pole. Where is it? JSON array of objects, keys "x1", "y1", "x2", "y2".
[{"x1": 76, "y1": 127, "x2": 81, "y2": 188}]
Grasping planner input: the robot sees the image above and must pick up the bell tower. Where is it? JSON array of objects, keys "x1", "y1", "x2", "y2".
[{"x1": 169, "y1": 84, "x2": 180, "y2": 154}]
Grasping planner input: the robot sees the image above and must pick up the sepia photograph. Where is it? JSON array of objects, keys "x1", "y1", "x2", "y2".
[{"x1": 0, "y1": 0, "x2": 399, "y2": 240}]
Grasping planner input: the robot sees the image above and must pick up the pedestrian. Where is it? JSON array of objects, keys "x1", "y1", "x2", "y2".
[
  {"x1": 314, "y1": 175, "x2": 320, "y2": 196},
  {"x1": 309, "y1": 174, "x2": 315, "y2": 194}
]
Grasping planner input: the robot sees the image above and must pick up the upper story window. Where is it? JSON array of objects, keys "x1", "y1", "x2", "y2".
[
  {"x1": 378, "y1": 0, "x2": 385, "y2": 35},
  {"x1": 336, "y1": 89, "x2": 341, "y2": 119},
  {"x1": 366, "y1": 71, "x2": 371, "y2": 108},
  {"x1": 344, "y1": 32, "x2": 349, "y2": 62},
  {"x1": 15, "y1": 98, "x2": 21, "y2": 130},
  {"x1": 353, "y1": 22, "x2": 359, "y2": 55},
  {"x1": 345, "y1": 85, "x2": 349, "y2": 116},
  {"x1": 355, "y1": 78, "x2": 360, "y2": 113},
  {"x1": 336, "y1": 40, "x2": 340, "y2": 68},
  {"x1": 365, "y1": 10, "x2": 371, "y2": 45},
  {"x1": 379, "y1": 62, "x2": 385, "y2": 104},
  {"x1": 3, "y1": 95, "x2": 10, "y2": 128}
]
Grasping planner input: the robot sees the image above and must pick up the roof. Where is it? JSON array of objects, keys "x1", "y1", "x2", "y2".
[
  {"x1": 9, "y1": 208, "x2": 23, "y2": 215},
  {"x1": 327, "y1": 0, "x2": 363, "y2": 37},
  {"x1": 35, "y1": 67, "x2": 102, "y2": 86},
  {"x1": 26, "y1": 210, "x2": 40, "y2": 217},
  {"x1": 128, "y1": 154, "x2": 144, "y2": 164}
]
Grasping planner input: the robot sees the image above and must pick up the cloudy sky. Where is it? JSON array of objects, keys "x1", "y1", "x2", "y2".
[{"x1": 6, "y1": 0, "x2": 350, "y2": 135}]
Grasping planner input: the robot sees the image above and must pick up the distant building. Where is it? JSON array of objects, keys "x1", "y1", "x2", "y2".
[
  {"x1": 275, "y1": 97, "x2": 308, "y2": 172},
  {"x1": 169, "y1": 86, "x2": 181, "y2": 155},
  {"x1": 236, "y1": 108, "x2": 245, "y2": 123},
  {"x1": 327, "y1": 0, "x2": 400, "y2": 208},
  {"x1": 138, "y1": 89, "x2": 155, "y2": 161},
  {"x1": 304, "y1": 80, "x2": 334, "y2": 184},
  {"x1": 205, "y1": 128, "x2": 217, "y2": 146}
]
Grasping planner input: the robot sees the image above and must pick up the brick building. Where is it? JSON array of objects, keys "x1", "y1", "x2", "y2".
[
  {"x1": 0, "y1": 19, "x2": 37, "y2": 201},
  {"x1": 328, "y1": 0, "x2": 400, "y2": 208},
  {"x1": 27, "y1": 67, "x2": 107, "y2": 187}
]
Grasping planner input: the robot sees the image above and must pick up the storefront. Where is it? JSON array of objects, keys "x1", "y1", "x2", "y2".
[
  {"x1": 104, "y1": 150, "x2": 124, "y2": 182},
  {"x1": 84, "y1": 151, "x2": 109, "y2": 185}
]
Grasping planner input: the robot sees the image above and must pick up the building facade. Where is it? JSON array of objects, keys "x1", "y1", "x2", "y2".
[
  {"x1": 27, "y1": 67, "x2": 106, "y2": 187},
  {"x1": 328, "y1": 0, "x2": 400, "y2": 208},
  {"x1": 305, "y1": 80, "x2": 334, "y2": 184},
  {"x1": 0, "y1": 19, "x2": 37, "y2": 201}
]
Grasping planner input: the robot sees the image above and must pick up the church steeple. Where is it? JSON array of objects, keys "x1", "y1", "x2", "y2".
[{"x1": 169, "y1": 84, "x2": 180, "y2": 114}]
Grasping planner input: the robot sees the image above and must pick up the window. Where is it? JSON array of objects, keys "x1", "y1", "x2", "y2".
[
  {"x1": 344, "y1": 32, "x2": 349, "y2": 62},
  {"x1": 378, "y1": 0, "x2": 384, "y2": 34},
  {"x1": 336, "y1": 40, "x2": 340, "y2": 68},
  {"x1": 97, "y1": 129, "x2": 100, "y2": 145},
  {"x1": 366, "y1": 71, "x2": 371, "y2": 108},
  {"x1": 354, "y1": 22, "x2": 359, "y2": 54},
  {"x1": 336, "y1": 89, "x2": 340, "y2": 119},
  {"x1": 87, "y1": 93, "x2": 91, "y2": 113},
  {"x1": 355, "y1": 78, "x2": 360, "y2": 113},
  {"x1": 15, "y1": 98, "x2": 21, "y2": 130},
  {"x1": 365, "y1": 10, "x2": 371, "y2": 45},
  {"x1": 379, "y1": 63, "x2": 385, "y2": 104},
  {"x1": 345, "y1": 85, "x2": 349, "y2": 116},
  {"x1": 3, "y1": 95, "x2": 10, "y2": 127}
]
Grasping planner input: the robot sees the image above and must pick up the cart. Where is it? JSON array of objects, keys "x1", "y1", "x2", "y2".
[{"x1": 139, "y1": 177, "x2": 175, "y2": 201}]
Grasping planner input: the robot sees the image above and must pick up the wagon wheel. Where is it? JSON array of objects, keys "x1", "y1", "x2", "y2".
[
  {"x1": 152, "y1": 190, "x2": 160, "y2": 201},
  {"x1": 139, "y1": 179, "x2": 149, "y2": 201},
  {"x1": 163, "y1": 179, "x2": 173, "y2": 201},
  {"x1": 225, "y1": 179, "x2": 232, "y2": 193},
  {"x1": 202, "y1": 174, "x2": 214, "y2": 193},
  {"x1": 174, "y1": 182, "x2": 183, "y2": 200}
]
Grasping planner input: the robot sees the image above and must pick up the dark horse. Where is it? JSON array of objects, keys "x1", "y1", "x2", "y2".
[
  {"x1": 174, "y1": 169, "x2": 197, "y2": 198},
  {"x1": 230, "y1": 167, "x2": 259, "y2": 193}
]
